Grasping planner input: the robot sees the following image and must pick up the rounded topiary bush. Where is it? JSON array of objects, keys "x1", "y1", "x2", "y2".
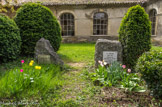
[
  {"x1": 136, "y1": 50, "x2": 162, "y2": 98},
  {"x1": 119, "y1": 5, "x2": 151, "y2": 70},
  {"x1": 0, "y1": 14, "x2": 21, "y2": 63},
  {"x1": 14, "y1": 2, "x2": 61, "y2": 56}
]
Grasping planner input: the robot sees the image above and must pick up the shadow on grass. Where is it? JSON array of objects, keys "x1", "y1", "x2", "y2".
[{"x1": 58, "y1": 53, "x2": 74, "y2": 63}]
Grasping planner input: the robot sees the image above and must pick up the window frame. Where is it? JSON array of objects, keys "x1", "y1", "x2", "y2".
[
  {"x1": 149, "y1": 9, "x2": 157, "y2": 36},
  {"x1": 60, "y1": 13, "x2": 75, "y2": 36},
  {"x1": 93, "y1": 12, "x2": 108, "y2": 35}
]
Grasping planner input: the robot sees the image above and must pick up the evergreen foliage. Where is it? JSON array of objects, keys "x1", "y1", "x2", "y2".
[
  {"x1": 119, "y1": 5, "x2": 151, "y2": 69},
  {"x1": 0, "y1": 14, "x2": 21, "y2": 63},
  {"x1": 136, "y1": 50, "x2": 162, "y2": 98},
  {"x1": 14, "y1": 2, "x2": 61, "y2": 55}
]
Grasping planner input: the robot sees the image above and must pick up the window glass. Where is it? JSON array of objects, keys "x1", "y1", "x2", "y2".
[
  {"x1": 149, "y1": 9, "x2": 157, "y2": 35},
  {"x1": 60, "y1": 13, "x2": 74, "y2": 36},
  {"x1": 93, "y1": 12, "x2": 108, "y2": 35}
]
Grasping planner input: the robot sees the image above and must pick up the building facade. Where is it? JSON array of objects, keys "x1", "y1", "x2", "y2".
[{"x1": 2, "y1": 0, "x2": 162, "y2": 43}]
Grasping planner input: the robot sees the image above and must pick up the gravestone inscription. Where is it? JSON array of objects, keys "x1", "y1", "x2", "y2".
[
  {"x1": 103, "y1": 51, "x2": 117, "y2": 64},
  {"x1": 38, "y1": 55, "x2": 51, "y2": 64},
  {"x1": 95, "y1": 39, "x2": 122, "y2": 67}
]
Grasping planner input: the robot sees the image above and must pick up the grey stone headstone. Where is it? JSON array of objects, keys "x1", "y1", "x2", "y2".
[
  {"x1": 35, "y1": 38, "x2": 64, "y2": 67},
  {"x1": 95, "y1": 39, "x2": 122, "y2": 67},
  {"x1": 38, "y1": 55, "x2": 51, "y2": 64}
]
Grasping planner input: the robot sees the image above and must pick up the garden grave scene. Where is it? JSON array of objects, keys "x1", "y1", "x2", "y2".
[{"x1": 0, "y1": 2, "x2": 162, "y2": 107}]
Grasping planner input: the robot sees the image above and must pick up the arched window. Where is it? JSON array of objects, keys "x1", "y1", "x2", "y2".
[
  {"x1": 60, "y1": 13, "x2": 74, "y2": 36},
  {"x1": 149, "y1": 9, "x2": 157, "y2": 35},
  {"x1": 93, "y1": 12, "x2": 108, "y2": 35}
]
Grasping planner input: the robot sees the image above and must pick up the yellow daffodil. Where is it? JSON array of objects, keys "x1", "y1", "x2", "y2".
[
  {"x1": 35, "y1": 66, "x2": 39, "y2": 69},
  {"x1": 38, "y1": 66, "x2": 41, "y2": 70},
  {"x1": 35, "y1": 66, "x2": 41, "y2": 70},
  {"x1": 30, "y1": 60, "x2": 34, "y2": 63},
  {"x1": 29, "y1": 62, "x2": 33, "y2": 66},
  {"x1": 29, "y1": 60, "x2": 34, "y2": 66}
]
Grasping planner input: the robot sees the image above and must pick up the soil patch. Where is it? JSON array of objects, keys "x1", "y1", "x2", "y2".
[
  {"x1": 100, "y1": 87, "x2": 161, "y2": 107},
  {"x1": 67, "y1": 62, "x2": 85, "y2": 69}
]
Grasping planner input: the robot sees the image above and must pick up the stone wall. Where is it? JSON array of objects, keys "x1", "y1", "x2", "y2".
[
  {"x1": 62, "y1": 35, "x2": 118, "y2": 43},
  {"x1": 49, "y1": 5, "x2": 130, "y2": 37},
  {"x1": 145, "y1": 0, "x2": 162, "y2": 46},
  {"x1": 146, "y1": 0, "x2": 162, "y2": 37},
  {"x1": 5, "y1": 2, "x2": 162, "y2": 45}
]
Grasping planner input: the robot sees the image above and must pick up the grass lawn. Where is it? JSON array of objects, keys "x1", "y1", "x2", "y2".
[
  {"x1": 58, "y1": 43, "x2": 162, "y2": 106},
  {"x1": 152, "y1": 46, "x2": 162, "y2": 51},
  {"x1": 58, "y1": 43, "x2": 95, "y2": 63},
  {"x1": 0, "y1": 43, "x2": 161, "y2": 106},
  {"x1": 58, "y1": 43, "x2": 162, "y2": 63}
]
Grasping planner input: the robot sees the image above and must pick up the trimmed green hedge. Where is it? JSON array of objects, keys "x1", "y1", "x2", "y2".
[
  {"x1": 0, "y1": 14, "x2": 21, "y2": 63},
  {"x1": 119, "y1": 5, "x2": 151, "y2": 69},
  {"x1": 14, "y1": 2, "x2": 61, "y2": 56},
  {"x1": 136, "y1": 50, "x2": 162, "y2": 98}
]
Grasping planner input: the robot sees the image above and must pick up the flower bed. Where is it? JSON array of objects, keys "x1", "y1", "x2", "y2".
[
  {"x1": 89, "y1": 61, "x2": 145, "y2": 92},
  {"x1": 0, "y1": 59, "x2": 63, "y2": 99}
]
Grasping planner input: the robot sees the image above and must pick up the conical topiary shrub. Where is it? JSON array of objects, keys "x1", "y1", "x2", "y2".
[{"x1": 118, "y1": 5, "x2": 151, "y2": 70}]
